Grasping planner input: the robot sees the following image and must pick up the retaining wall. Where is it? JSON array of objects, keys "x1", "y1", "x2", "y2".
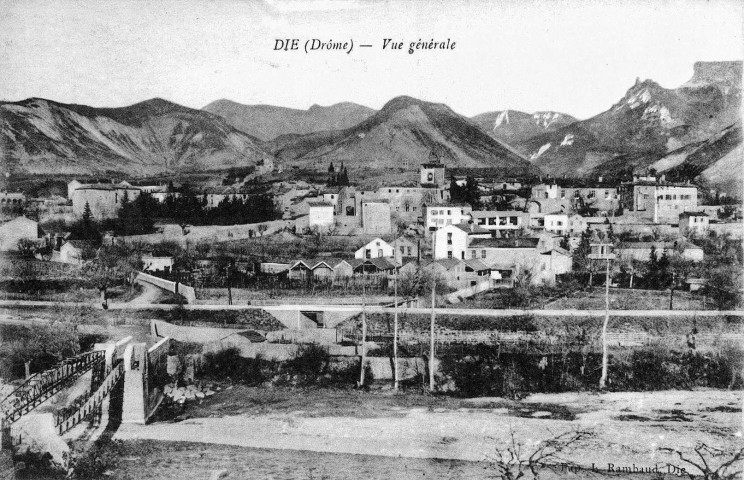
[{"x1": 136, "y1": 272, "x2": 196, "y2": 304}]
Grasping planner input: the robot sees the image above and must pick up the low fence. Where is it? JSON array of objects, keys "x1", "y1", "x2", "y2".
[{"x1": 136, "y1": 271, "x2": 196, "y2": 304}]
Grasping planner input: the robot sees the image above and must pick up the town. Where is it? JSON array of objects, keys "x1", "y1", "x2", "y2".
[{"x1": 0, "y1": 1, "x2": 742, "y2": 477}]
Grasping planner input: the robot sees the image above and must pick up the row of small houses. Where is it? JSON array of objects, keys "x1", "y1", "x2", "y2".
[{"x1": 260, "y1": 256, "x2": 498, "y2": 290}]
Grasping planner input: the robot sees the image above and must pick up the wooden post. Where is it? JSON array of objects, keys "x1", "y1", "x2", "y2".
[
  {"x1": 393, "y1": 236, "x2": 399, "y2": 391},
  {"x1": 360, "y1": 301, "x2": 367, "y2": 387},
  {"x1": 599, "y1": 258, "x2": 610, "y2": 389},
  {"x1": 429, "y1": 277, "x2": 436, "y2": 392}
]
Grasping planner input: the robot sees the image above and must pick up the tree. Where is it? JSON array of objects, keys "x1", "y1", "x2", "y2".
[
  {"x1": 82, "y1": 201, "x2": 93, "y2": 226},
  {"x1": 559, "y1": 234, "x2": 570, "y2": 251},
  {"x1": 83, "y1": 244, "x2": 134, "y2": 309},
  {"x1": 17, "y1": 237, "x2": 37, "y2": 258},
  {"x1": 659, "y1": 442, "x2": 743, "y2": 480},
  {"x1": 486, "y1": 427, "x2": 594, "y2": 480}
]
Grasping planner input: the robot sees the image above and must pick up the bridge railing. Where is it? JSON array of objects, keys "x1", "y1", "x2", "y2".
[
  {"x1": 0, "y1": 351, "x2": 104, "y2": 424},
  {"x1": 56, "y1": 362, "x2": 125, "y2": 436}
]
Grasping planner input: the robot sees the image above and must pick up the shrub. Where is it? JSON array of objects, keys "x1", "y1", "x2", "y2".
[{"x1": 201, "y1": 348, "x2": 276, "y2": 386}]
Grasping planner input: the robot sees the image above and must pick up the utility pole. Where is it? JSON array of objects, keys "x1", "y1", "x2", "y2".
[
  {"x1": 393, "y1": 235, "x2": 399, "y2": 391},
  {"x1": 599, "y1": 258, "x2": 610, "y2": 389},
  {"x1": 429, "y1": 276, "x2": 436, "y2": 392},
  {"x1": 359, "y1": 283, "x2": 367, "y2": 387},
  {"x1": 669, "y1": 272, "x2": 675, "y2": 310}
]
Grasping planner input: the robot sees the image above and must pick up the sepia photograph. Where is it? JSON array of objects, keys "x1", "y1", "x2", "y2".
[{"x1": 0, "y1": 0, "x2": 742, "y2": 478}]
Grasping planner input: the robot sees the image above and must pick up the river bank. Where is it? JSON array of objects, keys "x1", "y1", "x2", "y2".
[{"x1": 113, "y1": 388, "x2": 743, "y2": 478}]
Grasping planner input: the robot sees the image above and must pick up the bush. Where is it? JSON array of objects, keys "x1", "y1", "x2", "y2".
[
  {"x1": 201, "y1": 348, "x2": 276, "y2": 386},
  {"x1": 439, "y1": 342, "x2": 741, "y2": 396}
]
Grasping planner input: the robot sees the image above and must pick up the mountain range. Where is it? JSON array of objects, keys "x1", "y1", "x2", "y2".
[
  {"x1": 516, "y1": 61, "x2": 741, "y2": 180},
  {"x1": 202, "y1": 100, "x2": 375, "y2": 142},
  {"x1": 0, "y1": 61, "x2": 740, "y2": 192},
  {"x1": 266, "y1": 95, "x2": 539, "y2": 176},
  {"x1": 470, "y1": 110, "x2": 578, "y2": 145},
  {"x1": 0, "y1": 98, "x2": 270, "y2": 176}
]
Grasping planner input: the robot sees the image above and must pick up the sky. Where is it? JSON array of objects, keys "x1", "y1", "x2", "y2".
[{"x1": 0, "y1": 0, "x2": 742, "y2": 120}]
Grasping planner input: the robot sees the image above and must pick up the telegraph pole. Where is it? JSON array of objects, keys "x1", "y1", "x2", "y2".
[
  {"x1": 393, "y1": 235, "x2": 399, "y2": 391},
  {"x1": 429, "y1": 276, "x2": 436, "y2": 392},
  {"x1": 359, "y1": 282, "x2": 367, "y2": 387},
  {"x1": 359, "y1": 302, "x2": 367, "y2": 387},
  {"x1": 599, "y1": 257, "x2": 610, "y2": 389}
]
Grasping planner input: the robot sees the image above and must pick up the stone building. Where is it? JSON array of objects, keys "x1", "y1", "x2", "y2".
[
  {"x1": 0, "y1": 216, "x2": 42, "y2": 251},
  {"x1": 72, "y1": 184, "x2": 142, "y2": 220},
  {"x1": 361, "y1": 201, "x2": 391, "y2": 234}
]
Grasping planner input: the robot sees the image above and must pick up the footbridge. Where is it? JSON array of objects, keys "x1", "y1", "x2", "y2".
[{"x1": 1, "y1": 335, "x2": 171, "y2": 457}]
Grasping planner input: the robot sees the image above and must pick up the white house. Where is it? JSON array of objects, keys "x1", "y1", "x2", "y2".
[
  {"x1": 0, "y1": 216, "x2": 42, "y2": 251},
  {"x1": 423, "y1": 202, "x2": 472, "y2": 231},
  {"x1": 544, "y1": 212, "x2": 585, "y2": 236},
  {"x1": 679, "y1": 212, "x2": 709, "y2": 236},
  {"x1": 433, "y1": 223, "x2": 490, "y2": 260},
  {"x1": 142, "y1": 253, "x2": 175, "y2": 272},
  {"x1": 354, "y1": 238, "x2": 394, "y2": 260},
  {"x1": 471, "y1": 210, "x2": 529, "y2": 234},
  {"x1": 467, "y1": 237, "x2": 572, "y2": 285}
]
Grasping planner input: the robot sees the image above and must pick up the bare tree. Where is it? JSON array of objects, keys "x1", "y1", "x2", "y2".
[
  {"x1": 486, "y1": 427, "x2": 594, "y2": 480},
  {"x1": 659, "y1": 443, "x2": 743, "y2": 480}
]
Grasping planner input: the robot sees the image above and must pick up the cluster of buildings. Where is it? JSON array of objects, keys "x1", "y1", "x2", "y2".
[{"x1": 1, "y1": 158, "x2": 739, "y2": 299}]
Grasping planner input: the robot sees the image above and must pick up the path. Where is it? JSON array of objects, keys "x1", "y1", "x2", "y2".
[{"x1": 127, "y1": 279, "x2": 163, "y2": 305}]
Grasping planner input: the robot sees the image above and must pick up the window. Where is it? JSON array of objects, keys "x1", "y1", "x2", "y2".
[
  {"x1": 481, "y1": 250, "x2": 486, "y2": 259},
  {"x1": 560, "y1": 190, "x2": 566, "y2": 199},
  {"x1": 509, "y1": 216, "x2": 518, "y2": 225},
  {"x1": 346, "y1": 206, "x2": 355, "y2": 216},
  {"x1": 499, "y1": 217, "x2": 507, "y2": 226},
  {"x1": 471, "y1": 251, "x2": 476, "y2": 259},
  {"x1": 557, "y1": 221, "x2": 563, "y2": 226},
  {"x1": 427, "y1": 173, "x2": 433, "y2": 182},
  {"x1": 447, "y1": 233, "x2": 452, "y2": 245},
  {"x1": 447, "y1": 210, "x2": 451, "y2": 215},
  {"x1": 446, "y1": 219, "x2": 452, "y2": 225},
  {"x1": 666, "y1": 195, "x2": 672, "y2": 200},
  {"x1": 447, "y1": 251, "x2": 453, "y2": 258},
  {"x1": 544, "y1": 192, "x2": 549, "y2": 199},
  {"x1": 400, "y1": 246, "x2": 405, "y2": 254},
  {"x1": 461, "y1": 252, "x2": 465, "y2": 259},
  {"x1": 489, "y1": 217, "x2": 497, "y2": 225},
  {"x1": 412, "y1": 206, "x2": 416, "y2": 211},
  {"x1": 365, "y1": 249, "x2": 371, "y2": 259},
  {"x1": 376, "y1": 241, "x2": 380, "y2": 246},
  {"x1": 432, "y1": 210, "x2": 438, "y2": 216},
  {"x1": 407, "y1": 247, "x2": 412, "y2": 255},
  {"x1": 478, "y1": 218, "x2": 486, "y2": 225}
]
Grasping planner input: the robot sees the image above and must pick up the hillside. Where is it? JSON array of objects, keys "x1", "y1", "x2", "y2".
[
  {"x1": 203, "y1": 100, "x2": 375, "y2": 141},
  {"x1": 0, "y1": 98, "x2": 272, "y2": 176},
  {"x1": 269, "y1": 96, "x2": 540, "y2": 177},
  {"x1": 470, "y1": 110, "x2": 577, "y2": 145},
  {"x1": 515, "y1": 61, "x2": 742, "y2": 179}
]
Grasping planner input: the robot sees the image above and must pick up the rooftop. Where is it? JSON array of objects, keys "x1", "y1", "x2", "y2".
[{"x1": 468, "y1": 237, "x2": 540, "y2": 249}]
